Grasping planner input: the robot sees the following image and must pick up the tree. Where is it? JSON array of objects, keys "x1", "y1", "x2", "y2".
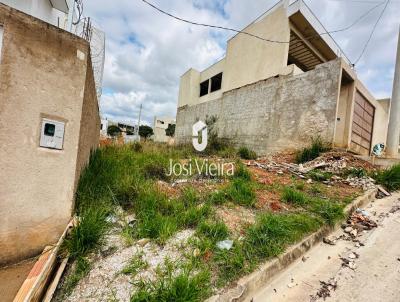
[
  {"x1": 107, "y1": 125, "x2": 122, "y2": 137},
  {"x1": 165, "y1": 124, "x2": 176, "y2": 137},
  {"x1": 139, "y1": 125, "x2": 154, "y2": 139}
]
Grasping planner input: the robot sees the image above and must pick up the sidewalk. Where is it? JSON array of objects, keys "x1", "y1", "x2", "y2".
[{"x1": 251, "y1": 193, "x2": 400, "y2": 302}]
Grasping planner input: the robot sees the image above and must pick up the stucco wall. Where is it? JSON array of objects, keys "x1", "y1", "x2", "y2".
[
  {"x1": 176, "y1": 59, "x2": 342, "y2": 155},
  {"x1": 0, "y1": 4, "x2": 99, "y2": 265}
]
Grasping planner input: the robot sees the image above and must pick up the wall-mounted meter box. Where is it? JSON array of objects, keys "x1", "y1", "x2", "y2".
[{"x1": 39, "y1": 118, "x2": 65, "y2": 150}]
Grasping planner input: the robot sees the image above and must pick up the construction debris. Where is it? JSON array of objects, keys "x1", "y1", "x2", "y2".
[
  {"x1": 250, "y1": 152, "x2": 376, "y2": 191},
  {"x1": 311, "y1": 278, "x2": 338, "y2": 301},
  {"x1": 216, "y1": 239, "x2": 233, "y2": 250},
  {"x1": 322, "y1": 237, "x2": 336, "y2": 246}
]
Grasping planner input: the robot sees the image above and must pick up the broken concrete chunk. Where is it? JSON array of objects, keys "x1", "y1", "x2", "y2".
[{"x1": 323, "y1": 237, "x2": 336, "y2": 245}]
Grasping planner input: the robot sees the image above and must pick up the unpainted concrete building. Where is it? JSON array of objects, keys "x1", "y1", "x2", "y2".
[
  {"x1": 0, "y1": 3, "x2": 100, "y2": 265},
  {"x1": 176, "y1": 0, "x2": 391, "y2": 156},
  {"x1": 153, "y1": 116, "x2": 176, "y2": 143}
]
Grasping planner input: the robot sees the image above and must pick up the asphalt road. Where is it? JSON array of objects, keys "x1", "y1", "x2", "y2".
[{"x1": 251, "y1": 193, "x2": 400, "y2": 302}]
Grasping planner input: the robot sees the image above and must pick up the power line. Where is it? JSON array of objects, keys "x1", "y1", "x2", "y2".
[
  {"x1": 140, "y1": 0, "x2": 289, "y2": 44},
  {"x1": 353, "y1": 0, "x2": 390, "y2": 65}
]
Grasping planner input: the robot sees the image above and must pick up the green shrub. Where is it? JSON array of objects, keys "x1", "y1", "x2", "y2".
[
  {"x1": 237, "y1": 147, "x2": 257, "y2": 160},
  {"x1": 374, "y1": 164, "x2": 400, "y2": 191},
  {"x1": 295, "y1": 137, "x2": 330, "y2": 164}
]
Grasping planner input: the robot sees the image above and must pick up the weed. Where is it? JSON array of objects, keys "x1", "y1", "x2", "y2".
[
  {"x1": 341, "y1": 167, "x2": 367, "y2": 178},
  {"x1": 308, "y1": 171, "x2": 332, "y2": 182},
  {"x1": 295, "y1": 182, "x2": 305, "y2": 191},
  {"x1": 281, "y1": 187, "x2": 307, "y2": 206},
  {"x1": 131, "y1": 142, "x2": 143, "y2": 153},
  {"x1": 309, "y1": 198, "x2": 344, "y2": 225},
  {"x1": 121, "y1": 253, "x2": 148, "y2": 276},
  {"x1": 295, "y1": 137, "x2": 330, "y2": 164},
  {"x1": 243, "y1": 213, "x2": 322, "y2": 260},
  {"x1": 196, "y1": 221, "x2": 229, "y2": 242},
  {"x1": 207, "y1": 190, "x2": 228, "y2": 205},
  {"x1": 373, "y1": 164, "x2": 400, "y2": 191},
  {"x1": 233, "y1": 162, "x2": 252, "y2": 181},
  {"x1": 131, "y1": 269, "x2": 211, "y2": 302},
  {"x1": 237, "y1": 147, "x2": 257, "y2": 160},
  {"x1": 62, "y1": 206, "x2": 109, "y2": 260},
  {"x1": 143, "y1": 163, "x2": 169, "y2": 181},
  {"x1": 226, "y1": 178, "x2": 256, "y2": 207},
  {"x1": 213, "y1": 242, "x2": 247, "y2": 286},
  {"x1": 63, "y1": 257, "x2": 91, "y2": 295}
]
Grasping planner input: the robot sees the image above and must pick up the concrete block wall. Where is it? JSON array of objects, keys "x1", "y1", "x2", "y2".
[{"x1": 176, "y1": 59, "x2": 342, "y2": 155}]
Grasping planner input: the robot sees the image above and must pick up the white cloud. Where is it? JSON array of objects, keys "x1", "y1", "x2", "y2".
[{"x1": 84, "y1": 0, "x2": 400, "y2": 125}]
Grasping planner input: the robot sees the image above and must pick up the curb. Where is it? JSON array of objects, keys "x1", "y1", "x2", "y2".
[{"x1": 207, "y1": 189, "x2": 377, "y2": 302}]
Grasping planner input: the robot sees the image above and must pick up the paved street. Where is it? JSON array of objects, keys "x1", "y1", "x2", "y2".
[{"x1": 251, "y1": 193, "x2": 400, "y2": 302}]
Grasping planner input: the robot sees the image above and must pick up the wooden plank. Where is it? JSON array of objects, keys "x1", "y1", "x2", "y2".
[{"x1": 42, "y1": 258, "x2": 69, "y2": 302}]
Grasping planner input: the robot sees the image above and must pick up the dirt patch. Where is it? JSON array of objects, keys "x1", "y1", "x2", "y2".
[
  {"x1": 249, "y1": 166, "x2": 292, "y2": 186},
  {"x1": 216, "y1": 205, "x2": 256, "y2": 237}
]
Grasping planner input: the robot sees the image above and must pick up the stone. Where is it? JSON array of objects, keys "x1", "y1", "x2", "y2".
[{"x1": 137, "y1": 238, "x2": 150, "y2": 247}]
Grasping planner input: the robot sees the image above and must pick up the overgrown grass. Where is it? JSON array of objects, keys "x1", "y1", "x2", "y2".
[
  {"x1": 196, "y1": 221, "x2": 229, "y2": 242},
  {"x1": 62, "y1": 206, "x2": 110, "y2": 260},
  {"x1": 281, "y1": 187, "x2": 344, "y2": 225},
  {"x1": 131, "y1": 265, "x2": 211, "y2": 302},
  {"x1": 237, "y1": 146, "x2": 257, "y2": 160},
  {"x1": 295, "y1": 137, "x2": 330, "y2": 164},
  {"x1": 63, "y1": 257, "x2": 91, "y2": 296},
  {"x1": 374, "y1": 164, "x2": 400, "y2": 191}
]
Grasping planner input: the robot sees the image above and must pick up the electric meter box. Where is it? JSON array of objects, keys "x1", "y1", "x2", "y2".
[{"x1": 39, "y1": 118, "x2": 65, "y2": 150}]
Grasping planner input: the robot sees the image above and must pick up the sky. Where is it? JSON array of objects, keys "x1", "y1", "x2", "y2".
[{"x1": 84, "y1": 0, "x2": 400, "y2": 126}]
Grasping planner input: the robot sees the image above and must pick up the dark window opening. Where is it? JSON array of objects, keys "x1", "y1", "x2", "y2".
[
  {"x1": 210, "y1": 73, "x2": 223, "y2": 92},
  {"x1": 44, "y1": 123, "x2": 55, "y2": 136},
  {"x1": 200, "y1": 80, "x2": 209, "y2": 97}
]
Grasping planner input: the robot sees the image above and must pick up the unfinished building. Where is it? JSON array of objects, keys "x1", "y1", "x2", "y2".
[
  {"x1": 0, "y1": 3, "x2": 100, "y2": 266},
  {"x1": 175, "y1": 0, "x2": 391, "y2": 156}
]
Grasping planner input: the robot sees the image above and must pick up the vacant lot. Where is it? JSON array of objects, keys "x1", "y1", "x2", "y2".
[{"x1": 54, "y1": 142, "x2": 374, "y2": 301}]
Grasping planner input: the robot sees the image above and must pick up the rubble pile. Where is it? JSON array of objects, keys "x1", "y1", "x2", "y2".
[
  {"x1": 250, "y1": 152, "x2": 377, "y2": 190},
  {"x1": 310, "y1": 278, "x2": 338, "y2": 301}
]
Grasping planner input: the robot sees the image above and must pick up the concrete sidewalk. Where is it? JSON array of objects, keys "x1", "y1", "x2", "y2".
[{"x1": 251, "y1": 193, "x2": 400, "y2": 302}]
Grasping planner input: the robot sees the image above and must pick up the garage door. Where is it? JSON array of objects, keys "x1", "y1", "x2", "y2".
[{"x1": 350, "y1": 91, "x2": 375, "y2": 155}]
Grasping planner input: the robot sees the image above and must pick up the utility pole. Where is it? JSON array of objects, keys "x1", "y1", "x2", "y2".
[
  {"x1": 135, "y1": 104, "x2": 142, "y2": 140},
  {"x1": 386, "y1": 27, "x2": 400, "y2": 158}
]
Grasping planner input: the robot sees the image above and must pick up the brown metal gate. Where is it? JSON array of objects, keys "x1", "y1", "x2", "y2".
[{"x1": 350, "y1": 91, "x2": 375, "y2": 155}]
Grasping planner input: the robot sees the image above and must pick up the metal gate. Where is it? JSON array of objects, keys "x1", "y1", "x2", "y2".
[{"x1": 350, "y1": 91, "x2": 375, "y2": 155}]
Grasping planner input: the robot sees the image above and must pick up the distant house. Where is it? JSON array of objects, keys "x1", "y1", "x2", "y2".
[
  {"x1": 153, "y1": 116, "x2": 176, "y2": 143},
  {"x1": 176, "y1": 0, "x2": 391, "y2": 156},
  {"x1": 0, "y1": 1, "x2": 103, "y2": 266}
]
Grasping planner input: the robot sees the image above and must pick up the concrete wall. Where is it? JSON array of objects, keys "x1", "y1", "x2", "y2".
[
  {"x1": 0, "y1": 4, "x2": 99, "y2": 265},
  {"x1": 153, "y1": 116, "x2": 176, "y2": 143},
  {"x1": 178, "y1": 4, "x2": 290, "y2": 108},
  {"x1": 176, "y1": 59, "x2": 342, "y2": 155}
]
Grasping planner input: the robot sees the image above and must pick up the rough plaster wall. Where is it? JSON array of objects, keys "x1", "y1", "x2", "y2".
[
  {"x1": 0, "y1": 4, "x2": 97, "y2": 265},
  {"x1": 176, "y1": 60, "x2": 341, "y2": 155},
  {"x1": 72, "y1": 57, "x2": 100, "y2": 210}
]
